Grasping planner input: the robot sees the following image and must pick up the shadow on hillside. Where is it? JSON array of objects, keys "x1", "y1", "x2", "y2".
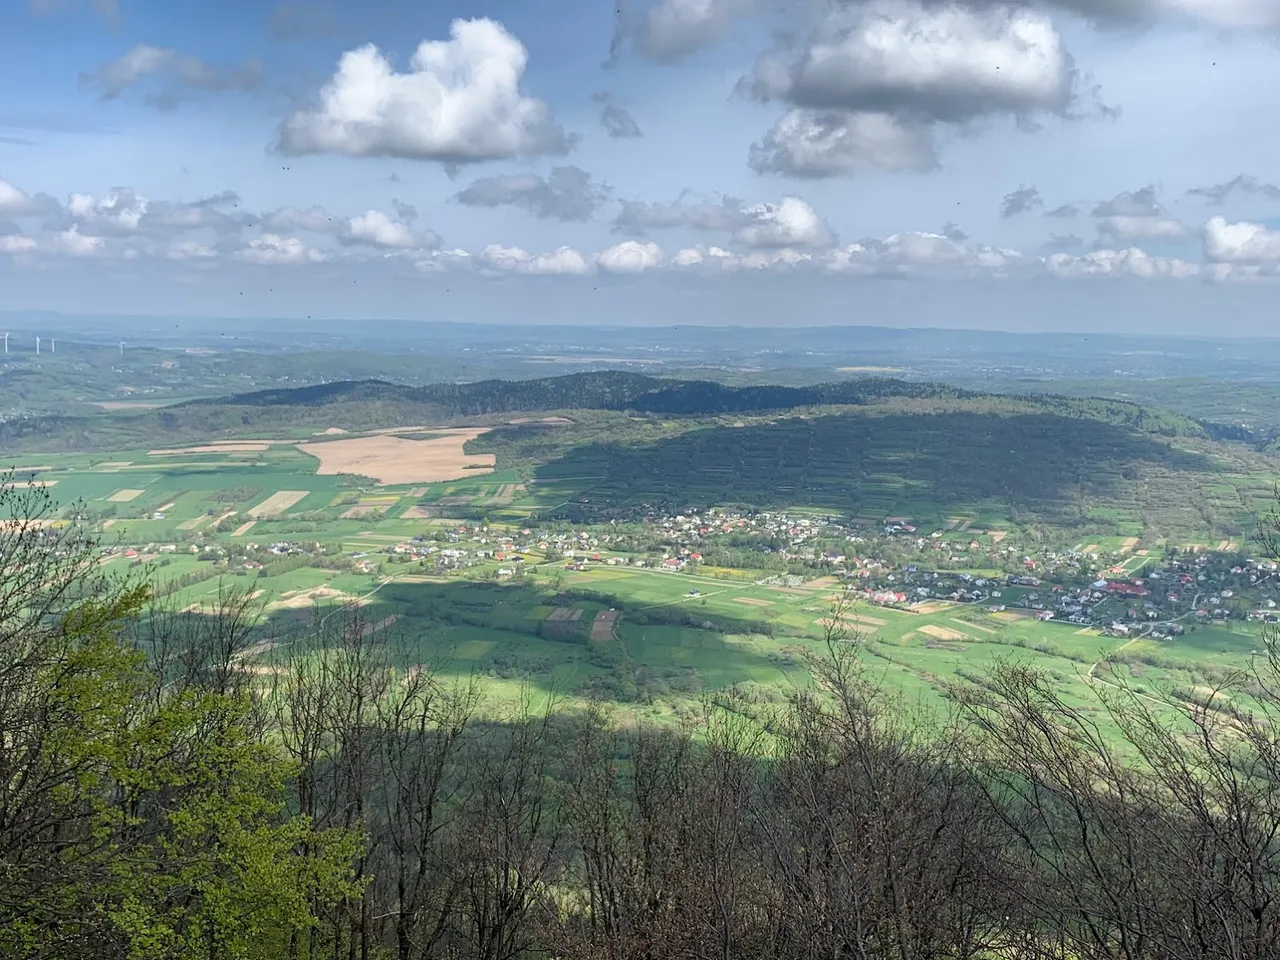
[
  {"x1": 185, "y1": 579, "x2": 804, "y2": 703},
  {"x1": 532, "y1": 410, "x2": 1223, "y2": 522}
]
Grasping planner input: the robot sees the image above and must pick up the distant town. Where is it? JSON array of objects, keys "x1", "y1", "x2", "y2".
[{"x1": 105, "y1": 504, "x2": 1278, "y2": 639}]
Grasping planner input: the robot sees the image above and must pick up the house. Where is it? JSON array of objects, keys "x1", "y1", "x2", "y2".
[{"x1": 1105, "y1": 581, "x2": 1149, "y2": 598}]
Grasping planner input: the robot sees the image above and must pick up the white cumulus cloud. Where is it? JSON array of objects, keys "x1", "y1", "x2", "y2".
[
  {"x1": 624, "y1": 0, "x2": 753, "y2": 62},
  {"x1": 0, "y1": 234, "x2": 38, "y2": 254},
  {"x1": 480, "y1": 244, "x2": 591, "y2": 275},
  {"x1": 55, "y1": 227, "x2": 106, "y2": 257},
  {"x1": 596, "y1": 240, "x2": 664, "y2": 273},
  {"x1": 748, "y1": 108, "x2": 938, "y2": 177},
  {"x1": 745, "y1": 2, "x2": 1074, "y2": 121},
  {"x1": 342, "y1": 209, "x2": 438, "y2": 249},
  {"x1": 237, "y1": 234, "x2": 328, "y2": 265},
  {"x1": 166, "y1": 240, "x2": 218, "y2": 260},
  {"x1": 825, "y1": 231, "x2": 1022, "y2": 276},
  {"x1": 1096, "y1": 215, "x2": 1187, "y2": 241},
  {"x1": 733, "y1": 196, "x2": 835, "y2": 249},
  {"x1": 1044, "y1": 247, "x2": 1200, "y2": 279},
  {"x1": 278, "y1": 18, "x2": 573, "y2": 163},
  {"x1": 0, "y1": 178, "x2": 59, "y2": 217},
  {"x1": 1203, "y1": 216, "x2": 1280, "y2": 264}
]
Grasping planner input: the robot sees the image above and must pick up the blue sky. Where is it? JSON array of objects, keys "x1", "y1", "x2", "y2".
[{"x1": 3, "y1": 0, "x2": 1280, "y2": 331}]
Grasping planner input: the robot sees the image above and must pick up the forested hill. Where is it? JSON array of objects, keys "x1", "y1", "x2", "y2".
[
  {"x1": 174, "y1": 372, "x2": 972, "y2": 418},
  {"x1": 179, "y1": 372, "x2": 1206, "y2": 437},
  {"x1": 0, "y1": 370, "x2": 1210, "y2": 454}
]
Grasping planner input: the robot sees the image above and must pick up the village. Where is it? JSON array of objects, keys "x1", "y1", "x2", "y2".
[{"x1": 104, "y1": 504, "x2": 1280, "y2": 635}]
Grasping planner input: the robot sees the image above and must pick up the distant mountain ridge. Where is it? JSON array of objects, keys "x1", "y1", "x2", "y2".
[
  {"x1": 0, "y1": 370, "x2": 1211, "y2": 455},
  {"x1": 185, "y1": 372, "x2": 972, "y2": 417},
  {"x1": 182, "y1": 371, "x2": 1206, "y2": 438}
]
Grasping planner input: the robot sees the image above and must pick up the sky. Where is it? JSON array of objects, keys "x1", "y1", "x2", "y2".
[{"x1": 2, "y1": 0, "x2": 1280, "y2": 332}]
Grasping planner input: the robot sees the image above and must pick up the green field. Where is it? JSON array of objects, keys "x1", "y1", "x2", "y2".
[
  {"x1": 138, "y1": 544, "x2": 1264, "y2": 728},
  {"x1": 6, "y1": 370, "x2": 1278, "y2": 735}
]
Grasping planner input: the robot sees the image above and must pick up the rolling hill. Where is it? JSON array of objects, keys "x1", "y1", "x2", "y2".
[{"x1": 3, "y1": 370, "x2": 1270, "y2": 541}]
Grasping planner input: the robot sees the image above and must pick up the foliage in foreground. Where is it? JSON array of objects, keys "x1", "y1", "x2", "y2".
[
  {"x1": 4, "y1": 477, "x2": 1280, "y2": 959},
  {"x1": 0, "y1": 482, "x2": 360, "y2": 959}
]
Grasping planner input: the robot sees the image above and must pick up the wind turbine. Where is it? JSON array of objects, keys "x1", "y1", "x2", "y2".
[
  {"x1": 119, "y1": 341, "x2": 125, "y2": 359},
  {"x1": 35, "y1": 336, "x2": 40, "y2": 356},
  {"x1": 2, "y1": 333, "x2": 8, "y2": 355},
  {"x1": 50, "y1": 338, "x2": 56, "y2": 354}
]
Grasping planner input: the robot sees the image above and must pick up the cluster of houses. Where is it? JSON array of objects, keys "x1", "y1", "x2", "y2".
[{"x1": 855, "y1": 552, "x2": 1280, "y2": 631}]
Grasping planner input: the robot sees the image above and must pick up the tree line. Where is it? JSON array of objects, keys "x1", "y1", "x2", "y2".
[{"x1": 5, "y1": 477, "x2": 1280, "y2": 959}]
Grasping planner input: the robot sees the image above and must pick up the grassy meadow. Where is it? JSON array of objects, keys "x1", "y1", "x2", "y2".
[{"x1": 4, "y1": 409, "x2": 1274, "y2": 739}]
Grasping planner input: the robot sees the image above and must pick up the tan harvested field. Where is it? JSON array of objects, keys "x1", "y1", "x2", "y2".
[
  {"x1": 157, "y1": 502, "x2": 177, "y2": 513},
  {"x1": 509, "y1": 416, "x2": 574, "y2": 425},
  {"x1": 2, "y1": 479, "x2": 56, "y2": 488},
  {"x1": 341, "y1": 505, "x2": 382, "y2": 518},
  {"x1": 814, "y1": 617, "x2": 879, "y2": 635},
  {"x1": 994, "y1": 610, "x2": 1036, "y2": 622},
  {"x1": 912, "y1": 600, "x2": 956, "y2": 615},
  {"x1": 919, "y1": 624, "x2": 971, "y2": 642},
  {"x1": 102, "y1": 520, "x2": 117, "y2": 530},
  {"x1": 590, "y1": 610, "x2": 619, "y2": 642},
  {"x1": 271, "y1": 586, "x2": 364, "y2": 610},
  {"x1": 1120, "y1": 537, "x2": 1140, "y2": 552},
  {"x1": 247, "y1": 490, "x2": 309, "y2": 517},
  {"x1": 235, "y1": 639, "x2": 280, "y2": 660},
  {"x1": 297, "y1": 428, "x2": 495, "y2": 485},
  {"x1": 815, "y1": 612, "x2": 888, "y2": 629},
  {"x1": 768, "y1": 586, "x2": 813, "y2": 596},
  {"x1": 401, "y1": 505, "x2": 436, "y2": 519},
  {"x1": 734, "y1": 597, "x2": 773, "y2": 607},
  {"x1": 94, "y1": 401, "x2": 164, "y2": 411},
  {"x1": 952, "y1": 618, "x2": 997, "y2": 634},
  {"x1": 485, "y1": 483, "x2": 525, "y2": 505},
  {"x1": 0, "y1": 518, "x2": 54, "y2": 531},
  {"x1": 107, "y1": 488, "x2": 145, "y2": 502},
  {"x1": 11, "y1": 465, "x2": 53, "y2": 473},
  {"x1": 408, "y1": 487, "x2": 428, "y2": 497},
  {"x1": 97, "y1": 461, "x2": 132, "y2": 468},
  {"x1": 805, "y1": 576, "x2": 842, "y2": 589},
  {"x1": 989, "y1": 531, "x2": 1008, "y2": 543},
  {"x1": 365, "y1": 425, "x2": 434, "y2": 435},
  {"x1": 149, "y1": 443, "x2": 271, "y2": 455},
  {"x1": 848, "y1": 613, "x2": 888, "y2": 627},
  {"x1": 231, "y1": 520, "x2": 257, "y2": 536},
  {"x1": 176, "y1": 516, "x2": 212, "y2": 531},
  {"x1": 321, "y1": 427, "x2": 348, "y2": 435},
  {"x1": 361, "y1": 614, "x2": 402, "y2": 638}
]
